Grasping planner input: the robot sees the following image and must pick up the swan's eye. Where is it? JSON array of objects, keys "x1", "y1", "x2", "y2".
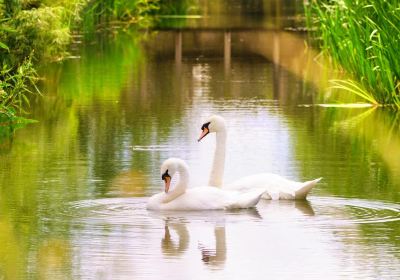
[
  {"x1": 161, "y1": 170, "x2": 170, "y2": 180},
  {"x1": 201, "y1": 122, "x2": 211, "y2": 131}
]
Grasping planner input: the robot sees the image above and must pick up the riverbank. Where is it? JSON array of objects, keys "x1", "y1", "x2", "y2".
[
  {"x1": 0, "y1": 0, "x2": 180, "y2": 125},
  {"x1": 306, "y1": 0, "x2": 400, "y2": 108}
]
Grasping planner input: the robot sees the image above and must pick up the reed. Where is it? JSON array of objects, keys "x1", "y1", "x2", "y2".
[
  {"x1": 0, "y1": 0, "x2": 158, "y2": 121},
  {"x1": 0, "y1": 1, "x2": 76, "y2": 123},
  {"x1": 307, "y1": 0, "x2": 400, "y2": 108},
  {"x1": 0, "y1": 0, "x2": 198, "y2": 125},
  {"x1": 81, "y1": 0, "x2": 162, "y2": 32},
  {"x1": 0, "y1": 55, "x2": 39, "y2": 122}
]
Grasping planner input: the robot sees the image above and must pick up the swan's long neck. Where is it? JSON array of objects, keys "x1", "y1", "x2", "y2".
[
  {"x1": 162, "y1": 164, "x2": 189, "y2": 203},
  {"x1": 208, "y1": 128, "x2": 226, "y2": 187}
]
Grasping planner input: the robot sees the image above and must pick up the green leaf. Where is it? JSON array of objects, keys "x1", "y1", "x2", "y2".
[{"x1": 0, "y1": 42, "x2": 9, "y2": 51}]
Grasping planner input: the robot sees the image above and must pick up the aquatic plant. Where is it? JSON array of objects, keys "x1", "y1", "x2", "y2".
[
  {"x1": 10, "y1": 6, "x2": 71, "y2": 61},
  {"x1": 0, "y1": 0, "x2": 198, "y2": 126},
  {"x1": 0, "y1": 0, "x2": 129, "y2": 121},
  {"x1": 0, "y1": 56, "x2": 40, "y2": 120},
  {"x1": 81, "y1": 0, "x2": 198, "y2": 31},
  {"x1": 81, "y1": 0, "x2": 161, "y2": 31},
  {"x1": 307, "y1": 0, "x2": 400, "y2": 108},
  {"x1": 0, "y1": 2, "x2": 72, "y2": 124}
]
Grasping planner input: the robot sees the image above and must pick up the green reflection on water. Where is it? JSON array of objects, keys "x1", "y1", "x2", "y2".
[{"x1": 287, "y1": 106, "x2": 400, "y2": 201}]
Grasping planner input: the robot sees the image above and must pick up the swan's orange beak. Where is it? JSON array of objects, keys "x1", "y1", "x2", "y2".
[
  {"x1": 198, "y1": 127, "x2": 209, "y2": 142},
  {"x1": 164, "y1": 176, "x2": 171, "y2": 193}
]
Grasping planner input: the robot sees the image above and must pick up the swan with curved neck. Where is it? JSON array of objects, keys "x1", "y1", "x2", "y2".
[
  {"x1": 146, "y1": 158, "x2": 265, "y2": 210},
  {"x1": 198, "y1": 115, "x2": 321, "y2": 200},
  {"x1": 198, "y1": 116, "x2": 227, "y2": 187}
]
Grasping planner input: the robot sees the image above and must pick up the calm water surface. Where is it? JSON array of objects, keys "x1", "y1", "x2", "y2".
[{"x1": 1, "y1": 6, "x2": 400, "y2": 279}]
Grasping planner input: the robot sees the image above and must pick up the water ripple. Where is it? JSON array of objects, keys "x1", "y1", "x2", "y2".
[
  {"x1": 310, "y1": 197, "x2": 400, "y2": 225},
  {"x1": 65, "y1": 196, "x2": 400, "y2": 226},
  {"x1": 131, "y1": 145, "x2": 186, "y2": 151}
]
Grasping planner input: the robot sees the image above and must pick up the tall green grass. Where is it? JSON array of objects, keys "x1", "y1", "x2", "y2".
[
  {"x1": 306, "y1": 0, "x2": 400, "y2": 108},
  {"x1": 0, "y1": 0, "x2": 198, "y2": 126},
  {"x1": 0, "y1": 55, "x2": 39, "y2": 126},
  {"x1": 0, "y1": 0, "x2": 159, "y2": 122},
  {"x1": 0, "y1": 1, "x2": 81, "y2": 124},
  {"x1": 83, "y1": 0, "x2": 161, "y2": 32}
]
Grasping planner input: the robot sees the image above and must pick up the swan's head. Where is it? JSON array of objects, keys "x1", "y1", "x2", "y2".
[
  {"x1": 198, "y1": 115, "x2": 226, "y2": 142},
  {"x1": 160, "y1": 158, "x2": 188, "y2": 193}
]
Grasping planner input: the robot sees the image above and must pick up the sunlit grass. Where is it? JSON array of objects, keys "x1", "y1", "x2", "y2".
[
  {"x1": 1, "y1": 0, "x2": 187, "y2": 122},
  {"x1": 0, "y1": 56, "x2": 40, "y2": 118},
  {"x1": 306, "y1": 0, "x2": 400, "y2": 108},
  {"x1": 329, "y1": 79, "x2": 378, "y2": 105}
]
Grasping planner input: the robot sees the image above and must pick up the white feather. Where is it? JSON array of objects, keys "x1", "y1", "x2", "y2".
[
  {"x1": 200, "y1": 115, "x2": 321, "y2": 200},
  {"x1": 147, "y1": 158, "x2": 264, "y2": 211}
]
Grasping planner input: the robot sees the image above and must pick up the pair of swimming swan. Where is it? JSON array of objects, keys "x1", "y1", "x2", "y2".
[{"x1": 147, "y1": 115, "x2": 321, "y2": 211}]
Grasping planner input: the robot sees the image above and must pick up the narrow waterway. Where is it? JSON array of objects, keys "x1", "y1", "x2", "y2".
[{"x1": 0, "y1": 2, "x2": 400, "y2": 279}]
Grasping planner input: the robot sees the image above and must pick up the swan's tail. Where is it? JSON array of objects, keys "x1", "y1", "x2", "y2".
[
  {"x1": 294, "y1": 178, "x2": 322, "y2": 200},
  {"x1": 227, "y1": 188, "x2": 265, "y2": 209}
]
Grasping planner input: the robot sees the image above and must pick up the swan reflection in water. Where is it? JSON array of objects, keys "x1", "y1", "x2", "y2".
[
  {"x1": 161, "y1": 219, "x2": 190, "y2": 256},
  {"x1": 256, "y1": 199, "x2": 315, "y2": 218},
  {"x1": 159, "y1": 208, "x2": 263, "y2": 269},
  {"x1": 159, "y1": 201, "x2": 315, "y2": 269},
  {"x1": 294, "y1": 200, "x2": 315, "y2": 216},
  {"x1": 159, "y1": 216, "x2": 228, "y2": 268},
  {"x1": 198, "y1": 225, "x2": 226, "y2": 268},
  {"x1": 69, "y1": 198, "x2": 323, "y2": 279},
  {"x1": 161, "y1": 219, "x2": 228, "y2": 268}
]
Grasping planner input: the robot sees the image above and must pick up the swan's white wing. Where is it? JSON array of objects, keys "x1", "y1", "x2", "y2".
[
  {"x1": 225, "y1": 173, "x2": 321, "y2": 200},
  {"x1": 149, "y1": 187, "x2": 263, "y2": 211},
  {"x1": 166, "y1": 187, "x2": 230, "y2": 210},
  {"x1": 223, "y1": 187, "x2": 265, "y2": 209},
  {"x1": 201, "y1": 115, "x2": 321, "y2": 200}
]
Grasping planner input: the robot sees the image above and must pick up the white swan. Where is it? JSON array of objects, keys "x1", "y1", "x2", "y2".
[
  {"x1": 147, "y1": 158, "x2": 265, "y2": 210},
  {"x1": 198, "y1": 115, "x2": 321, "y2": 200}
]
